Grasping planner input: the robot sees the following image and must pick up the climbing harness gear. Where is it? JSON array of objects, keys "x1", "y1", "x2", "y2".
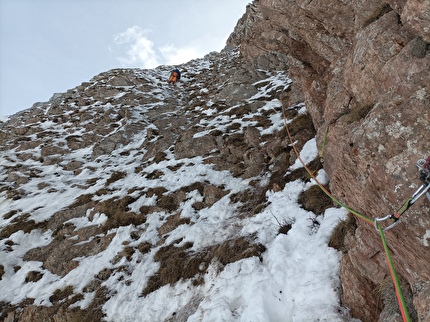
[
  {"x1": 374, "y1": 183, "x2": 430, "y2": 231},
  {"x1": 417, "y1": 157, "x2": 430, "y2": 187},
  {"x1": 374, "y1": 158, "x2": 430, "y2": 232}
]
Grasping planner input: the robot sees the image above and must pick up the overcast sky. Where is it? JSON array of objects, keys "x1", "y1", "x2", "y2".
[{"x1": 0, "y1": 0, "x2": 250, "y2": 116}]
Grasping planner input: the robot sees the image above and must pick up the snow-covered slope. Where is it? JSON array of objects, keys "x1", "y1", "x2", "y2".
[{"x1": 0, "y1": 48, "x2": 356, "y2": 321}]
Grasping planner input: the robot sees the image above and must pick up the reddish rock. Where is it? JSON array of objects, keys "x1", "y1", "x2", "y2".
[{"x1": 228, "y1": 0, "x2": 430, "y2": 320}]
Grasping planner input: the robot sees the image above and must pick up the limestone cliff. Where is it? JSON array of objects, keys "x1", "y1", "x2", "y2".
[{"x1": 228, "y1": 0, "x2": 430, "y2": 321}]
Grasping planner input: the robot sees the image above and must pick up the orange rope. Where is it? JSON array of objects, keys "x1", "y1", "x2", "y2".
[
  {"x1": 377, "y1": 223, "x2": 411, "y2": 322},
  {"x1": 282, "y1": 105, "x2": 411, "y2": 321},
  {"x1": 281, "y1": 106, "x2": 373, "y2": 225}
]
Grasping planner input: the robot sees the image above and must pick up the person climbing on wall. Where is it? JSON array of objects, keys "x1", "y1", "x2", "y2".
[{"x1": 167, "y1": 68, "x2": 181, "y2": 85}]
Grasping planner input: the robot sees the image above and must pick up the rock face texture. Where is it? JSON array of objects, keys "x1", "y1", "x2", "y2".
[
  {"x1": 228, "y1": 1, "x2": 429, "y2": 321},
  {"x1": 1, "y1": 1, "x2": 429, "y2": 321},
  {"x1": 2, "y1": 48, "x2": 339, "y2": 321}
]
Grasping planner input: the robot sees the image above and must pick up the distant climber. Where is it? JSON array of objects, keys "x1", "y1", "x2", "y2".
[{"x1": 167, "y1": 68, "x2": 181, "y2": 85}]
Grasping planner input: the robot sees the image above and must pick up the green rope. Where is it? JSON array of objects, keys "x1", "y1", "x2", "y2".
[
  {"x1": 310, "y1": 177, "x2": 374, "y2": 225},
  {"x1": 282, "y1": 106, "x2": 411, "y2": 321},
  {"x1": 377, "y1": 223, "x2": 411, "y2": 322},
  {"x1": 282, "y1": 109, "x2": 373, "y2": 225},
  {"x1": 315, "y1": 178, "x2": 374, "y2": 226},
  {"x1": 319, "y1": 126, "x2": 329, "y2": 160}
]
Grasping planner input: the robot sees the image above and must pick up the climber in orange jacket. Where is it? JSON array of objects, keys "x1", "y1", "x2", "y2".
[{"x1": 167, "y1": 68, "x2": 181, "y2": 85}]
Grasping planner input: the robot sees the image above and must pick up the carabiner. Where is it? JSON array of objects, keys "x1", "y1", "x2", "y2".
[
  {"x1": 376, "y1": 182, "x2": 430, "y2": 232},
  {"x1": 374, "y1": 215, "x2": 400, "y2": 232}
]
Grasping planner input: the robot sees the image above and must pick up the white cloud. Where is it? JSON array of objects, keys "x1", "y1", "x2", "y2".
[
  {"x1": 113, "y1": 26, "x2": 215, "y2": 69},
  {"x1": 159, "y1": 44, "x2": 202, "y2": 66},
  {"x1": 113, "y1": 26, "x2": 160, "y2": 69}
]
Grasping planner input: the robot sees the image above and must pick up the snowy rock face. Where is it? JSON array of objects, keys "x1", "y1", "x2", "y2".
[
  {"x1": 229, "y1": 1, "x2": 430, "y2": 321},
  {"x1": 1, "y1": 48, "x2": 353, "y2": 321}
]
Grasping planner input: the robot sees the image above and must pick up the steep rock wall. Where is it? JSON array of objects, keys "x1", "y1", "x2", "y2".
[{"x1": 228, "y1": 1, "x2": 430, "y2": 321}]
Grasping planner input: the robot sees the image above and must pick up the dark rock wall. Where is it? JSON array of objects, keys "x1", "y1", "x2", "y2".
[{"x1": 228, "y1": 1, "x2": 430, "y2": 321}]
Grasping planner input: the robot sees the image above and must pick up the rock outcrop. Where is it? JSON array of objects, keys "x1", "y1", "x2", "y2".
[
  {"x1": 1, "y1": 1, "x2": 429, "y2": 321},
  {"x1": 2, "y1": 47, "x2": 339, "y2": 321},
  {"x1": 228, "y1": 1, "x2": 429, "y2": 321}
]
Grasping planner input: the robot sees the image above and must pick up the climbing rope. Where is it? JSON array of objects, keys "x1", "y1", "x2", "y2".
[
  {"x1": 375, "y1": 179, "x2": 430, "y2": 232},
  {"x1": 281, "y1": 107, "x2": 374, "y2": 226},
  {"x1": 281, "y1": 105, "x2": 411, "y2": 322},
  {"x1": 319, "y1": 125, "x2": 329, "y2": 162},
  {"x1": 377, "y1": 223, "x2": 411, "y2": 322}
]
